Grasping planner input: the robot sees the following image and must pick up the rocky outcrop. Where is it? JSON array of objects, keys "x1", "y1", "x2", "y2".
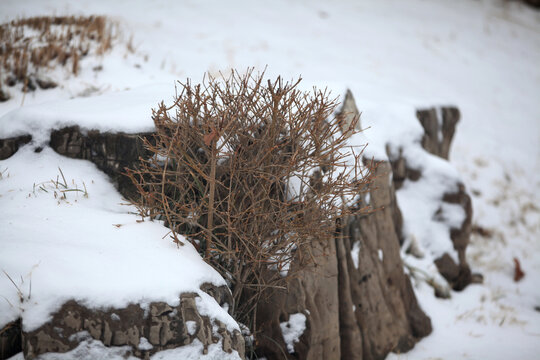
[
  {"x1": 0, "y1": 320, "x2": 21, "y2": 360},
  {"x1": 0, "y1": 93, "x2": 473, "y2": 360},
  {"x1": 255, "y1": 238, "x2": 341, "y2": 359},
  {"x1": 416, "y1": 107, "x2": 459, "y2": 160},
  {"x1": 414, "y1": 107, "x2": 473, "y2": 290},
  {"x1": 49, "y1": 126, "x2": 155, "y2": 199},
  {"x1": 337, "y1": 161, "x2": 432, "y2": 360},
  {"x1": 253, "y1": 92, "x2": 434, "y2": 359},
  {"x1": 254, "y1": 164, "x2": 432, "y2": 360},
  {"x1": 19, "y1": 284, "x2": 243, "y2": 360},
  {"x1": 0, "y1": 134, "x2": 32, "y2": 160},
  {"x1": 0, "y1": 127, "x2": 153, "y2": 199}
]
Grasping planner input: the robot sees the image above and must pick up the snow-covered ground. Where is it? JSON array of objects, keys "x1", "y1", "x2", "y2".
[{"x1": 1, "y1": 0, "x2": 539, "y2": 359}]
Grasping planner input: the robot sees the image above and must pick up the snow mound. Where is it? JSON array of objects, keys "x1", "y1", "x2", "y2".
[
  {"x1": 0, "y1": 145, "x2": 237, "y2": 333},
  {"x1": 280, "y1": 312, "x2": 307, "y2": 354},
  {"x1": 0, "y1": 83, "x2": 172, "y2": 145}
]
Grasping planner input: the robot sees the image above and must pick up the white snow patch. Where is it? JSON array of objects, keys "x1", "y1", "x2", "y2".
[
  {"x1": 280, "y1": 312, "x2": 307, "y2": 354},
  {"x1": 185, "y1": 321, "x2": 197, "y2": 336},
  {"x1": 378, "y1": 249, "x2": 384, "y2": 262},
  {"x1": 195, "y1": 291, "x2": 239, "y2": 332},
  {"x1": 150, "y1": 339, "x2": 241, "y2": 360},
  {"x1": 351, "y1": 241, "x2": 361, "y2": 270},
  {"x1": 138, "y1": 337, "x2": 153, "y2": 351},
  {"x1": 8, "y1": 338, "x2": 241, "y2": 360},
  {"x1": 0, "y1": 84, "x2": 172, "y2": 145}
]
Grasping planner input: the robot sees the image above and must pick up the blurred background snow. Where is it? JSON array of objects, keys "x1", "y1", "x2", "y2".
[{"x1": 1, "y1": 0, "x2": 539, "y2": 358}]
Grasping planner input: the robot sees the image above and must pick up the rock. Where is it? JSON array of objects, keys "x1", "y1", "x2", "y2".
[
  {"x1": 255, "y1": 238, "x2": 341, "y2": 359},
  {"x1": 49, "y1": 126, "x2": 155, "y2": 199},
  {"x1": 0, "y1": 88, "x2": 10, "y2": 102},
  {"x1": 416, "y1": 107, "x2": 460, "y2": 160},
  {"x1": 21, "y1": 284, "x2": 244, "y2": 359},
  {"x1": 338, "y1": 161, "x2": 432, "y2": 360},
  {"x1": 253, "y1": 97, "x2": 434, "y2": 358},
  {"x1": 415, "y1": 107, "x2": 473, "y2": 290},
  {"x1": 0, "y1": 93, "x2": 473, "y2": 359},
  {"x1": 0, "y1": 134, "x2": 32, "y2": 160},
  {"x1": 36, "y1": 77, "x2": 58, "y2": 90},
  {"x1": 0, "y1": 320, "x2": 21, "y2": 360},
  {"x1": 254, "y1": 161, "x2": 432, "y2": 360}
]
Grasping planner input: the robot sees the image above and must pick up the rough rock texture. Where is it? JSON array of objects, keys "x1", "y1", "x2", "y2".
[
  {"x1": 49, "y1": 126, "x2": 155, "y2": 199},
  {"x1": 436, "y1": 184, "x2": 473, "y2": 290},
  {"x1": 255, "y1": 238, "x2": 340, "y2": 359},
  {"x1": 416, "y1": 107, "x2": 459, "y2": 160},
  {"x1": 0, "y1": 320, "x2": 21, "y2": 360},
  {"x1": 337, "y1": 161, "x2": 432, "y2": 360},
  {"x1": 0, "y1": 134, "x2": 32, "y2": 160},
  {"x1": 253, "y1": 91, "x2": 432, "y2": 360},
  {"x1": 20, "y1": 284, "x2": 244, "y2": 360},
  {"x1": 0, "y1": 94, "x2": 473, "y2": 360},
  {"x1": 414, "y1": 107, "x2": 473, "y2": 290},
  {"x1": 254, "y1": 165, "x2": 432, "y2": 360}
]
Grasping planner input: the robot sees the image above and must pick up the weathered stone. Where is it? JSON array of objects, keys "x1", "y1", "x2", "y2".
[
  {"x1": 339, "y1": 161, "x2": 432, "y2": 360},
  {"x1": 253, "y1": 91, "x2": 435, "y2": 360},
  {"x1": 21, "y1": 285, "x2": 244, "y2": 359},
  {"x1": 337, "y1": 89, "x2": 361, "y2": 135},
  {"x1": 414, "y1": 107, "x2": 473, "y2": 290},
  {"x1": 256, "y1": 237, "x2": 339, "y2": 360},
  {"x1": 0, "y1": 88, "x2": 10, "y2": 102},
  {"x1": 0, "y1": 320, "x2": 21, "y2": 360},
  {"x1": 416, "y1": 107, "x2": 460, "y2": 160},
  {"x1": 49, "y1": 126, "x2": 155, "y2": 199},
  {"x1": 0, "y1": 135, "x2": 32, "y2": 160}
]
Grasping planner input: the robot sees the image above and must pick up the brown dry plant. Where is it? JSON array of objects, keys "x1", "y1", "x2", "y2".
[
  {"x1": 0, "y1": 15, "x2": 115, "y2": 95},
  {"x1": 127, "y1": 70, "x2": 373, "y2": 332}
]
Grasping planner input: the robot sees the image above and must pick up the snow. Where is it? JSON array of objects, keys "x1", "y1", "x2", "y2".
[
  {"x1": 7, "y1": 338, "x2": 241, "y2": 360},
  {"x1": 186, "y1": 321, "x2": 197, "y2": 336},
  {"x1": 150, "y1": 339, "x2": 241, "y2": 360},
  {"x1": 1, "y1": 0, "x2": 539, "y2": 358},
  {"x1": 0, "y1": 84, "x2": 172, "y2": 145},
  {"x1": 351, "y1": 241, "x2": 361, "y2": 269},
  {"x1": 280, "y1": 312, "x2": 307, "y2": 354},
  {"x1": 0, "y1": 146, "x2": 237, "y2": 332},
  {"x1": 138, "y1": 337, "x2": 153, "y2": 351}
]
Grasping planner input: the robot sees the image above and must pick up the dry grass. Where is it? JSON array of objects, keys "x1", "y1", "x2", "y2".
[
  {"x1": 127, "y1": 69, "x2": 374, "y2": 333},
  {"x1": 0, "y1": 15, "x2": 115, "y2": 96}
]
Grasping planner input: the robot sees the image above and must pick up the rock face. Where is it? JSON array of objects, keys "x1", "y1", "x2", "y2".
[
  {"x1": 49, "y1": 126, "x2": 155, "y2": 199},
  {"x1": 255, "y1": 238, "x2": 341, "y2": 359},
  {"x1": 253, "y1": 92, "x2": 434, "y2": 359},
  {"x1": 19, "y1": 284, "x2": 244, "y2": 360},
  {"x1": 416, "y1": 107, "x2": 459, "y2": 160},
  {"x1": 414, "y1": 107, "x2": 473, "y2": 290},
  {"x1": 254, "y1": 162, "x2": 432, "y2": 360},
  {"x1": 337, "y1": 161, "x2": 432, "y2": 360},
  {"x1": 0, "y1": 134, "x2": 32, "y2": 160},
  {"x1": 0, "y1": 94, "x2": 473, "y2": 360},
  {"x1": 0, "y1": 320, "x2": 21, "y2": 360}
]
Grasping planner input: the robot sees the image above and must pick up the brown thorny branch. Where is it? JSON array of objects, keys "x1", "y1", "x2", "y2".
[{"x1": 126, "y1": 69, "x2": 374, "y2": 334}]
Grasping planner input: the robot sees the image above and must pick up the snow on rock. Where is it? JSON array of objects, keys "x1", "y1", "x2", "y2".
[
  {"x1": 347, "y1": 99, "x2": 464, "y2": 263},
  {"x1": 279, "y1": 312, "x2": 307, "y2": 354},
  {"x1": 0, "y1": 145, "x2": 237, "y2": 334},
  {"x1": 0, "y1": 84, "x2": 172, "y2": 145},
  {"x1": 350, "y1": 241, "x2": 361, "y2": 269},
  {"x1": 6, "y1": 338, "x2": 242, "y2": 360}
]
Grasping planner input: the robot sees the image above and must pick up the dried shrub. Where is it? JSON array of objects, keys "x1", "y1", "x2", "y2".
[
  {"x1": 127, "y1": 70, "x2": 373, "y2": 332},
  {"x1": 0, "y1": 16, "x2": 115, "y2": 93}
]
